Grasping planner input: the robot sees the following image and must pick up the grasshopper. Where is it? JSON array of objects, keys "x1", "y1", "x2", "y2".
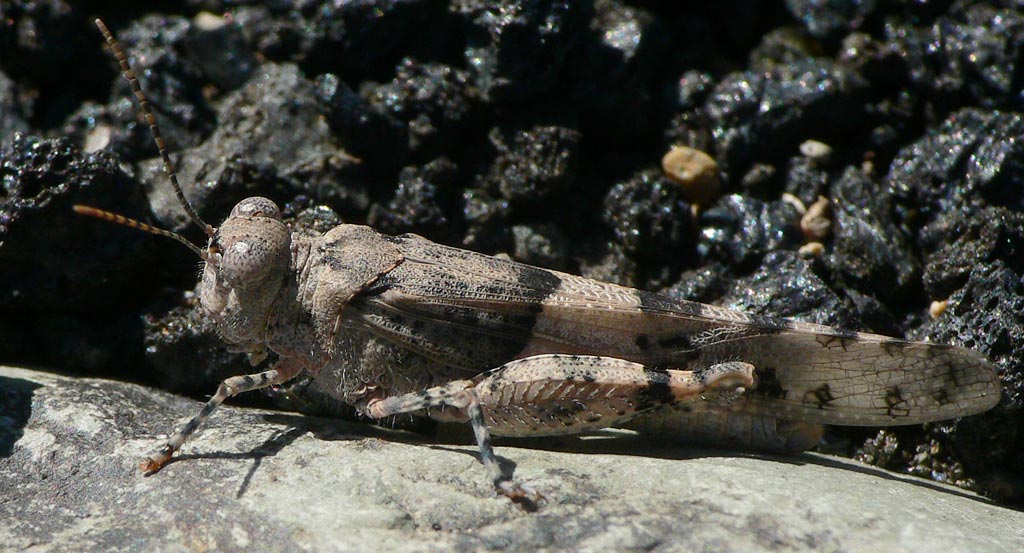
[{"x1": 77, "y1": 19, "x2": 1001, "y2": 504}]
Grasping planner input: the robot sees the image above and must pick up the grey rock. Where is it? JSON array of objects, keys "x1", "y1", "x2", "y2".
[{"x1": 2, "y1": 365, "x2": 1021, "y2": 552}]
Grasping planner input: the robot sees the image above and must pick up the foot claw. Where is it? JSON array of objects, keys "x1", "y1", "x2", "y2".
[
  {"x1": 139, "y1": 448, "x2": 173, "y2": 474},
  {"x1": 497, "y1": 480, "x2": 545, "y2": 511},
  {"x1": 139, "y1": 458, "x2": 162, "y2": 474}
]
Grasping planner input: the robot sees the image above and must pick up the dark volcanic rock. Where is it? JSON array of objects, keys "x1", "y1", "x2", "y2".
[
  {"x1": 365, "y1": 59, "x2": 482, "y2": 159},
  {"x1": 316, "y1": 73, "x2": 409, "y2": 177},
  {"x1": 0, "y1": 70, "x2": 30, "y2": 138},
  {"x1": 922, "y1": 207, "x2": 1024, "y2": 300},
  {"x1": 141, "y1": 62, "x2": 367, "y2": 230},
  {"x1": 453, "y1": 0, "x2": 592, "y2": 102},
  {"x1": 697, "y1": 194, "x2": 802, "y2": 271},
  {"x1": 573, "y1": 0, "x2": 670, "y2": 141},
  {"x1": 890, "y1": 109, "x2": 1024, "y2": 226},
  {"x1": 923, "y1": 263, "x2": 1024, "y2": 407},
  {"x1": 603, "y1": 170, "x2": 697, "y2": 281},
  {"x1": 704, "y1": 59, "x2": 868, "y2": 184},
  {"x1": 782, "y1": 154, "x2": 832, "y2": 205},
  {"x1": 826, "y1": 166, "x2": 918, "y2": 312},
  {"x1": 102, "y1": 15, "x2": 216, "y2": 162},
  {"x1": 485, "y1": 125, "x2": 582, "y2": 205},
  {"x1": 0, "y1": 134, "x2": 159, "y2": 372},
  {"x1": 721, "y1": 251, "x2": 860, "y2": 331},
  {"x1": 891, "y1": 4, "x2": 1024, "y2": 111},
  {"x1": 183, "y1": 14, "x2": 258, "y2": 92},
  {"x1": 511, "y1": 222, "x2": 569, "y2": 270},
  {"x1": 785, "y1": 0, "x2": 877, "y2": 42},
  {"x1": 919, "y1": 262, "x2": 1024, "y2": 504},
  {"x1": 460, "y1": 188, "x2": 513, "y2": 253},
  {"x1": 368, "y1": 157, "x2": 461, "y2": 244},
  {"x1": 143, "y1": 295, "x2": 253, "y2": 398},
  {"x1": 232, "y1": 0, "x2": 456, "y2": 81},
  {"x1": 0, "y1": 0, "x2": 110, "y2": 129}
]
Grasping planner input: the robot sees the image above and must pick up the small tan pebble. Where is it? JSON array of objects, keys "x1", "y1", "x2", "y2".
[
  {"x1": 861, "y1": 159, "x2": 875, "y2": 176},
  {"x1": 800, "y1": 139, "x2": 833, "y2": 162},
  {"x1": 781, "y1": 192, "x2": 807, "y2": 214},
  {"x1": 83, "y1": 125, "x2": 112, "y2": 153},
  {"x1": 929, "y1": 299, "x2": 948, "y2": 320},
  {"x1": 800, "y1": 195, "x2": 832, "y2": 241},
  {"x1": 661, "y1": 145, "x2": 720, "y2": 206},
  {"x1": 799, "y1": 241, "x2": 825, "y2": 256},
  {"x1": 740, "y1": 163, "x2": 777, "y2": 192},
  {"x1": 194, "y1": 11, "x2": 226, "y2": 30}
]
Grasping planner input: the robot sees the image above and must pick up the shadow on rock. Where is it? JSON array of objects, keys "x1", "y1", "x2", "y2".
[{"x1": 0, "y1": 376, "x2": 42, "y2": 458}]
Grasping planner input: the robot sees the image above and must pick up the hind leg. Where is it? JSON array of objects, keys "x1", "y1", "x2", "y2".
[{"x1": 365, "y1": 354, "x2": 754, "y2": 502}]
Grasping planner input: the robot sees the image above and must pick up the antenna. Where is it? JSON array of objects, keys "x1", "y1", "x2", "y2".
[
  {"x1": 94, "y1": 18, "x2": 215, "y2": 238},
  {"x1": 73, "y1": 205, "x2": 208, "y2": 259}
]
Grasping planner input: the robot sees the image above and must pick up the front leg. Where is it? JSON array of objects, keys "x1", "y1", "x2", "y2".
[
  {"x1": 140, "y1": 358, "x2": 304, "y2": 473},
  {"x1": 365, "y1": 354, "x2": 755, "y2": 502}
]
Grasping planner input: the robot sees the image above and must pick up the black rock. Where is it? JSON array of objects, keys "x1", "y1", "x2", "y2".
[
  {"x1": 704, "y1": 58, "x2": 868, "y2": 183},
  {"x1": 698, "y1": 194, "x2": 801, "y2": 271},
  {"x1": 826, "y1": 167, "x2": 918, "y2": 312},
  {"x1": 890, "y1": 108, "x2": 1024, "y2": 234},
  {"x1": 720, "y1": 250, "x2": 860, "y2": 330},
  {"x1": 365, "y1": 59, "x2": 481, "y2": 159},
  {"x1": 604, "y1": 170, "x2": 696, "y2": 268},
  {"x1": 0, "y1": 70, "x2": 30, "y2": 138},
  {"x1": 0, "y1": 134, "x2": 162, "y2": 371},
  {"x1": 460, "y1": 188, "x2": 512, "y2": 254},
  {"x1": 785, "y1": 0, "x2": 877, "y2": 42},
  {"x1": 141, "y1": 63, "x2": 368, "y2": 230},
  {"x1": 143, "y1": 296, "x2": 252, "y2": 397},
  {"x1": 920, "y1": 261, "x2": 1024, "y2": 503},
  {"x1": 233, "y1": 0, "x2": 456, "y2": 81},
  {"x1": 102, "y1": 15, "x2": 216, "y2": 162},
  {"x1": 368, "y1": 158, "x2": 460, "y2": 243},
  {"x1": 747, "y1": 27, "x2": 823, "y2": 71},
  {"x1": 0, "y1": 135, "x2": 154, "y2": 311},
  {"x1": 0, "y1": 0, "x2": 109, "y2": 128},
  {"x1": 573, "y1": 0, "x2": 670, "y2": 141},
  {"x1": 922, "y1": 207, "x2": 1024, "y2": 299},
  {"x1": 891, "y1": 4, "x2": 1024, "y2": 112},
  {"x1": 484, "y1": 125, "x2": 581, "y2": 205},
  {"x1": 183, "y1": 15, "x2": 258, "y2": 92},
  {"x1": 782, "y1": 155, "x2": 831, "y2": 205},
  {"x1": 662, "y1": 263, "x2": 732, "y2": 305},
  {"x1": 511, "y1": 222, "x2": 569, "y2": 271},
  {"x1": 316, "y1": 73, "x2": 409, "y2": 177},
  {"x1": 453, "y1": 0, "x2": 592, "y2": 102}
]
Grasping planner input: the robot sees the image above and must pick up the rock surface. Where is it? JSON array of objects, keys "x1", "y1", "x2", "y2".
[{"x1": 2, "y1": 365, "x2": 1020, "y2": 552}]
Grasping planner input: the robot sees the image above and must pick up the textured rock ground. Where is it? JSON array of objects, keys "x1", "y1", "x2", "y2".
[{"x1": 2, "y1": 365, "x2": 1021, "y2": 552}]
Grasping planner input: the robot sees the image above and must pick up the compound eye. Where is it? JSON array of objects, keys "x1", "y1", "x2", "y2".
[{"x1": 230, "y1": 197, "x2": 281, "y2": 220}]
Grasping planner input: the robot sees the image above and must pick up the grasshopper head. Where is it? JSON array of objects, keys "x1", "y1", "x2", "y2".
[
  {"x1": 199, "y1": 197, "x2": 291, "y2": 353},
  {"x1": 82, "y1": 21, "x2": 291, "y2": 360}
]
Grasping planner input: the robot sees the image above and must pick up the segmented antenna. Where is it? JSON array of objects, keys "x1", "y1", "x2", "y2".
[
  {"x1": 73, "y1": 205, "x2": 208, "y2": 258},
  {"x1": 95, "y1": 18, "x2": 215, "y2": 237}
]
